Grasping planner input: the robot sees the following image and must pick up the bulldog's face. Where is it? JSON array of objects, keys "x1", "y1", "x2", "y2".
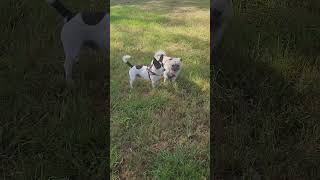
[{"x1": 163, "y1": 56, "x2": 182, "y2": 73}]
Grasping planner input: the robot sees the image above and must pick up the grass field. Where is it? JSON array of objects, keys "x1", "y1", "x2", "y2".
[
  {"x1": 1, "y1": 0, "x2": 319, "y2": 179},
  {"x1": 214, "y1": 0, "x2": 320, "y2": 178},
  {"x1": 110, "y1": 0, "x2": 210, "y2": 179},
  {"x1": 1, "y1": 0, "x2": 108, "y2": 179}
]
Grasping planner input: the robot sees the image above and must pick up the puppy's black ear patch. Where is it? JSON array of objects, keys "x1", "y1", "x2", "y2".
[
  {"x1": 159, "y1": 54, "x2": 164, "y2": 62},
  {"x1": 81, "y1": 12, "x2": 106, "y2": 26},
  {"x1": 153, "y1": 59, "x2": 162, "y2": 69}
]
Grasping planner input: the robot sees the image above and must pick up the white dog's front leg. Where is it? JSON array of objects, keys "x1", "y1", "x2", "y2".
[
  {"x1": 64, "y1": 57, "x2": 75, "y2": 85},
  {"x1": 130, "y1": 79, "x2": 134, "y2": 88},
  {"x1": 151, "y1": 80, "x2": 157, "y2": 88},
  {"x1": 163, "y1": 72, "x2": 169, "y2": 84},
  {"x1": 164, "y1": 77, "x2": 168, "y2": 83}
]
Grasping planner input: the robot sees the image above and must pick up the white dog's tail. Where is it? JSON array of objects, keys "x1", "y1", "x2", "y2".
[
  {"x1": 122, "y1": 55, "x2": 134, "y2": 68},
  {"x1": 154, "y1": 50, "x2": 166, "y2": 60}
]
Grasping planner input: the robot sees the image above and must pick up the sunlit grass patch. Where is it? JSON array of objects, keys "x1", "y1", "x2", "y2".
[
  {"x1": 149, "y1": 148, "x2": 209, "y2": 179},
  {"x1": 110, "y1": 0, "x2": 209, "y2": 178}
]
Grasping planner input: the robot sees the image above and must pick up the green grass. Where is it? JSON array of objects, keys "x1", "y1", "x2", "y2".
[
  {"x1": 150, "y1": 148, "x2": 208, "y2": 179},
  {"x1": 214, "y1": 0, "x2": 320, "y2": 178},
  {"x1": 0, "y1": 0, "x2": 107, "y2": 179},
  {"x1": 110, "y1": 0, "x2": 210, "y2": 179},
  {"x1": 2, "y1": 0, "x2": 318, "y2": 179}
]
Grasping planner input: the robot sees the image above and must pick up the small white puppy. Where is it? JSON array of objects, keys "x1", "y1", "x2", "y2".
[
  {"x1": 154, "y1": 50, "x2": 182, "y2": 82},
  {"x1": 122, "y1": 55, "x2": 165, "y2": 88}
]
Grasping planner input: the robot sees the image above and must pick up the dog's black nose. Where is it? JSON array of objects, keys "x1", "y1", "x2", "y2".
[{"x1": 172, "y1": 64, "x2": 180, "y2": 71}]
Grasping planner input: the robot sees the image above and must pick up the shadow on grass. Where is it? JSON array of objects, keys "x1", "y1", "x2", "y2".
[
  {"x1": 0, "y1": 51, "x2": 109, "y2": 180},
  {"x1": 0, "y1": 1, "x2": 109, "y2": 179},
  {"x1": 213, "y1": 3, "x2": 320, "y2": 179}
]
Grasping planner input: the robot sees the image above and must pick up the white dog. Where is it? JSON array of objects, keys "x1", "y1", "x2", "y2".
[
  {"x1": 122, "y1": 55, "x2": 165, "y2": 88},
  {"x1": 154, "y1": 50, "x2": 182, "y2": 82},
  {"x1": 47, "y1": 0, "x2": 109, "y2": 84}
]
